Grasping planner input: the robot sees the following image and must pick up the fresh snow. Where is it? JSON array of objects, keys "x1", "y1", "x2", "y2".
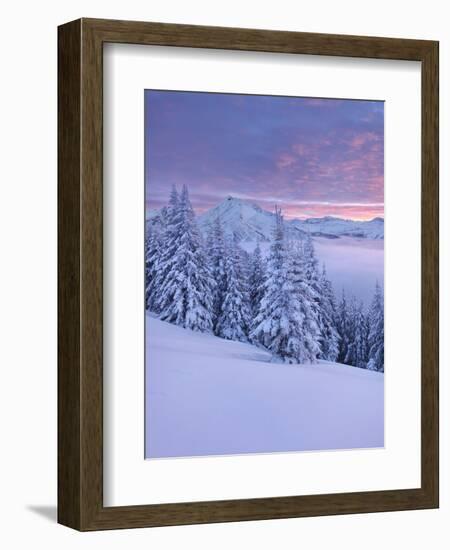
[{"x1": 145, "y1": 315, "x2": 384, "y2": 459}]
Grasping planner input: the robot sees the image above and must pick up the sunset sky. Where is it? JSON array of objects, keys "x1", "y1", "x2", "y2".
[{"x1": 145, "y1": 90, "x2": 384, "y2": 221}]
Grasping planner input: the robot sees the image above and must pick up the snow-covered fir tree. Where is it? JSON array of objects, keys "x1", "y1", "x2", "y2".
[
  {"x1": 145, "y1": 213, "x2": 164, "y2": 312},
  {"x1": 157, "y1": 185, "x2": 215, "y2": 332},
  {"x1": 317, "y1": 266, "x2": 340, "y2": 362},
  {"x1": 249, "y1": 240, "x2": 265, "y2": 317},
  {"x1": 152, "y1": 185, "x2": 180, "y2": 311},
  {"x1": 216, "y1": 233, "x2": 252, "y2": 342},
  {"x1": 363, "y1": 312, "x2": 371, "y2": 365},
  {"x1": 345, "y1": 300, "x2": 369, "y2": 369},
  {"x1": 238, "y1": 245, "x2": 252, "y2": 319},
  {"x1": 336, "y1": 289, "x2": 351, "y2": 363},
  {"x1": 302, "y1": 233, "x2": 322, "y2": 321},
  {"x1": 288, "y1": 240, "x2": 321, "y2": 361},
  {"x1": 206, "y1": 216, "x2": 228, "y2": 329},
  {"x1": 367, "y1": 281, "x2": 384, "y2": 372},
  {"x1": 344, "y1": 295, "x2": 358, "y2": 366},
  {"x1": 251, "y1": 207, "x2": 319, "y2": 364}
]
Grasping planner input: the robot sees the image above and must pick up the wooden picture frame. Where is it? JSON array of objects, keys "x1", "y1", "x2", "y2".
[{"x1": 58, "y1": 18, "x2": 439, "y2": 531}]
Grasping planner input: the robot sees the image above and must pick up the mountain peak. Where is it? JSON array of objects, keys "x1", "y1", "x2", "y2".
[
  {"x1": 221, "y1": 195, "x2": 254, "y2": 206},
  {"x1": 147, "y1": 198, "x2": 384, "y2": 241},
  {"x1": 213, "y1": 195, "x2": 264, "y2": 214},
  {"x1": 197, "y1": 200, "x2": 384, "y2": 241},
  {"x1": 198, "y1": 196, "x2": 272, "y2": 241}
]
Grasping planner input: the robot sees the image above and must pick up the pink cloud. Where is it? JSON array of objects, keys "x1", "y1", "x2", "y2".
[
  {"x1": 276, "y1": 153, "x2": 296, "y2": 169},
  {"x1": 349, "y1": 131, "x2": 380, "y2": 149},
  {"x1": 292, "y1": 143, "x2": 308, "y2": 156}
]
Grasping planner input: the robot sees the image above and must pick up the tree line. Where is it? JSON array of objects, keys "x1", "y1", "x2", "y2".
[{"x1": 146, "y1": 184, "x2": 384, "y2": 371}]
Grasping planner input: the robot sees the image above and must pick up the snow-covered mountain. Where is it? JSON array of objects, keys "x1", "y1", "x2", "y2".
[
  {"x1": 197, "y1": 196, "x2": 282, "y2": 241},
  {"x1": 147, "y1": 196, "x2": 384, "y2": 240},
  {"x1": 197, "y1": 196, "x2": 384, "y2": 240},
  {"x1": 290, "y1": 215, "x2": 384, "y2": 240}
]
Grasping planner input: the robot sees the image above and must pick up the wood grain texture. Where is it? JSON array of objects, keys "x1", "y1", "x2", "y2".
[
  {"x1": 58, "y1": 18, "x2": 439, "y2": 531},
  {"x1": 57, "y1": 19, "x2": 82, "y2": 530},
  {"x1": 420, "y1": 41, "x2": 439, "y2": 506}
]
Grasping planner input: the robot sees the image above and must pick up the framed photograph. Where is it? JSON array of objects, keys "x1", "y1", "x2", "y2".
[{"x1": 58, "y1": 18, "x2": 439, "y2": 530}]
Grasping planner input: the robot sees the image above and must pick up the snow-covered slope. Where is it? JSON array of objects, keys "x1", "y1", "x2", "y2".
[
  {"x1": 145, "y1": 315, "x2": 384, "y2": 458},
  {"x1": 197, "y1": 197, "x2": 384, "y2": 241}
]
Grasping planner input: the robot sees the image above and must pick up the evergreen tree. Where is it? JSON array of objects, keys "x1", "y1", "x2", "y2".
[
  {"x1": 364, "y1": 312, "x2": 371, "y2": 364},
  {"x1": 158, "y1": 185, "x2": 215, "y2": 332},
  {"x1": 216, "y1": 234, "x2": 252, "y2": 341},
  {"x1": 238, "y1": 245, "x2": 252, "y2": 314},
  {"x1": 249, "y1": 241, "x2": 265, "y2": 317},
  {"x1": 344, "y1": 295, "x2": 358, "y2": 365},
  {"x1": 346, "y1": 300, "x2": 369, "y2": 368},
  {"x1": 206, "y1": 216, "x2": 227, "y2": 329},
  {"x1": 302, "y1": 233, "x2": 322, "y2": 322},
  {"x1": 251, "y1": 207, "x2": 318, "y2": 364},
  {"x1": 367, "y1": 281, "x2": 384, "y2": 372},
  {"x1": 288, "y1": 240, "x2": 321, "y2": 361},
  {"x1": 337, "y1": 289, "x2": 350, "y2": 363},
  {"x1": 154, "y1": 185, "x2": 180, "y2": 305},
  {"x1": 145, "y1": 216, "x2": 163, "y2": 312},
  {"x1": 317, "y1": 266, "x2": 340, "y2": 362}
]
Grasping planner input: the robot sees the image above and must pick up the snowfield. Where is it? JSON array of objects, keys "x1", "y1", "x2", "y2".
[{"x1": 145, "y1": 315, "x2": 384, "y2": 459}]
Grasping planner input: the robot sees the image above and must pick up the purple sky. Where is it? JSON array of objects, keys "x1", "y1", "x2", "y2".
[{"x1": 145, "y1": 90, "x2": 384, "y2": 221}]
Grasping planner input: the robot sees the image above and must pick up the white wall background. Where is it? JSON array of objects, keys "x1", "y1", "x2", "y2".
[{"x1": 0, "y1": 1, "x2": 447, "y2": 548}]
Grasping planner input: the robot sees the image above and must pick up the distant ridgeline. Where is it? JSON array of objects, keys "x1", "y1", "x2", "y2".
[
  {"x1": 147, "y1": 195, "x2": 384, "y2": 242},
  {"x1": 145, "y1": 186, "x2": 384, "y2": 371}
]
